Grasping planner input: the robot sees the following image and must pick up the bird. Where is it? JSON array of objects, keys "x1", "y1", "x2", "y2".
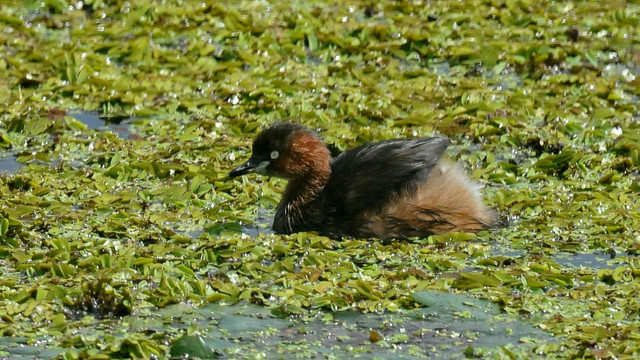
[{"x1": 228, "y1": 122, "x2": 500, "y2": 239}]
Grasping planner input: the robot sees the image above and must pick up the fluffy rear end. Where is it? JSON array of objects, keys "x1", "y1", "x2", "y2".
[{"x1": 363, "y1": 159, "x2": 499, "y2": 238}]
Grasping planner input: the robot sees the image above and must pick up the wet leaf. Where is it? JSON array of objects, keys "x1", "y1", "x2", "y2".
[{"x1": 170, "y1": 335, "x2": 218, "y2": 359}]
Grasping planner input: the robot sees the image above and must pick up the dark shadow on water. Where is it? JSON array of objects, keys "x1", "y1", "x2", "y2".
[{"x1": 69, "y1": 111, "x2": 135, "y2": 139}]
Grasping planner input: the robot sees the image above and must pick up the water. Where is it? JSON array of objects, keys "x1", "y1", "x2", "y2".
[
  {"x1": 0, "y1": 152, "x2": 22, "y2": 174},
  {"x1": 69, "y1": 111, "x2": 136, "y2": 139},
  {"x1": 240, "y1": 209, "x2": 274, "y2": 237},
  {"x1": 8, "y1": 293, "x2": 545, "y2": 359},
  {"x1": 489, "y1": 248, "x2": 621, "y2": 270},
  {"x1": 164, "y1": 293, "x2": 551, "y2": 359},
  {"x1": 0, "y1": 337, "x2": 64, "y2": 360},
  {"x1": 0, "y1": 111, "x2": 140, "y2": 176},
  {"x1": 552, "y1": 252, "x2": 619, "y2": 269}
]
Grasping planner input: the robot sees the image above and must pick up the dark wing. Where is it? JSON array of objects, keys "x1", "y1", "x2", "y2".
[{"x1": 322, "y1": 137, "x2": 450, "y2": 228}]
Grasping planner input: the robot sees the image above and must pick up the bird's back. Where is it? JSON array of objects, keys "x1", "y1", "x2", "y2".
[{"x1": 317, "y1": 137, "x2": 451, "y2": 237}]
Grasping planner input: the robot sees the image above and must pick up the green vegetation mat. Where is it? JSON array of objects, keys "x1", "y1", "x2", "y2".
[{"x1": 1, "y1": 0, "x2": 639, "y2": 358}]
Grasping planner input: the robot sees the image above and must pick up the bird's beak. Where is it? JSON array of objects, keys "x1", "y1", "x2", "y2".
[{"x1": 228, "y1": 158, "x2": 268, "y2": 178}]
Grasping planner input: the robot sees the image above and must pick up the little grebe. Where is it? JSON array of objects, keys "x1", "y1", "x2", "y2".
[{"x1": 228, "y1": 123, "x2": 499, "y2": 239}]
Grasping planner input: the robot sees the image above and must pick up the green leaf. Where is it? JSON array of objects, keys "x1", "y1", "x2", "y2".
[
  {"x1": 64, "y1": 115, "x2": 88, "y2": 131},
  {"x1": 0, "y1": 218, "x2": 8, "y2": 237},
  {"x1": 170, "y1": 335, "x2": 218, "y2": 359}
]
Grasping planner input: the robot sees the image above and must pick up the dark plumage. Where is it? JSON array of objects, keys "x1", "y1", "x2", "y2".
[{"x1": 228, "y1": 122, "x2": 500, "y2": 239}]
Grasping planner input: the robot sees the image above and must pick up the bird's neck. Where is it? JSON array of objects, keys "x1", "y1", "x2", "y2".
[
  {"x1": 275, "y1": 169, "x2": 330, "y2": 234},
  {"x1": 283, "y1": 170, "x2": 329, "y2": 206},
  {"x1": 281, "y1": 130, "x2": 332, "y2": 212},
  {"x1": 274, "y1": 129, "x2": 332, "y2": 233}
]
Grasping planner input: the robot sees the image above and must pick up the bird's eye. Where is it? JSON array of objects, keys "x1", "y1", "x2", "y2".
[{"x1": 270, "y1": 150, "x2": 279, "y2": 160}]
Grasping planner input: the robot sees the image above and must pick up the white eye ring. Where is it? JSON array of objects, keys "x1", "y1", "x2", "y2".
[{"x1": 270, "y1": 150, "x2": 279, "y2": 160}]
